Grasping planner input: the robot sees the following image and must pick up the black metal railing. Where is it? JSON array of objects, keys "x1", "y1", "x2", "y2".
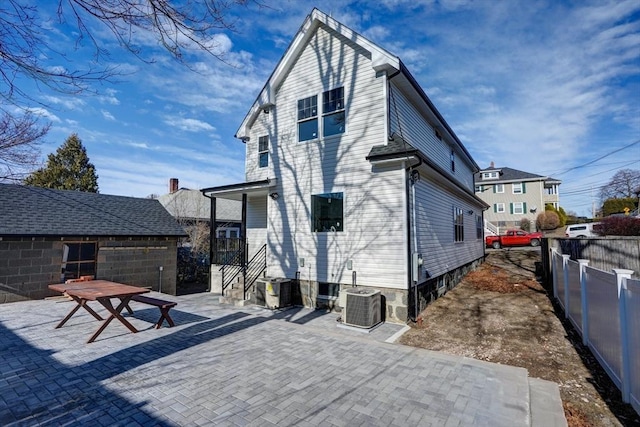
[
  {"x1": 214, "y1": 238, "x2": 242, "y2": 265},
  {"x1": 219, "y1": 243, "x2": 267, "y2": 299},
  {"x1": 244, "y1": 244, "x2": 267, "y2": 300},
  {"x1": 220, "y1": 245, "x2": 245, "y2": 296}
]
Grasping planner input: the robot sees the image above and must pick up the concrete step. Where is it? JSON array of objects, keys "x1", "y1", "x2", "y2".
[{"x1": 529, "y1": 377, "x2": 567, "y2": 427}]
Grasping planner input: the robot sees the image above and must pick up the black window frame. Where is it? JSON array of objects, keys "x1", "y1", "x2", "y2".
[
  {"x1": 454, "y1": 207, "x2": 464, "y2": 242},
  {"x1": 322, "y1": 87, "x2": 345, "y2": 137},
  {"x1": 311, "y1": 192, "x2": 344, "y2": 232},
  {"x1": 297, "y1": 95, "x2": 318, "y2": 142},
  {"x1": 258, "y1": 135, "x2": 269, "y2": 168}
]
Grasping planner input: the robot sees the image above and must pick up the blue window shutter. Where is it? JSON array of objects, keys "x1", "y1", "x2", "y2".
[
  {"x1": 523, "y1": 202, "x2": 527, "y2": 213},
  {"x1": 522, "y1": 182, "x2": 526, "y2": 193},
  {"x1": 510, "y1": 203, "x2": 514, "y2": 214},
  {"x1": 493, "y1": 185, "x2": 496, "y2": 193},
  {"x1": 493, "y1": 204, "x2": 497, "y2": 213}
]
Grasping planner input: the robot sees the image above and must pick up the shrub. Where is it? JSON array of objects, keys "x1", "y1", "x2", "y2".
[
  {"x1": 536, "y1": 211, "x2": 559, "y2": 230},
  {"x1": 520, "y1": 218, "x2": 531, "y2": 232},
  {"x1": 597, "y1": 216, "x2": 640, "y2": 236}
]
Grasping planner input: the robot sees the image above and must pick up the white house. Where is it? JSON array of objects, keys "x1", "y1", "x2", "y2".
[{"x1": 202, "y1": 8, "x2": 487, "y2": 323}]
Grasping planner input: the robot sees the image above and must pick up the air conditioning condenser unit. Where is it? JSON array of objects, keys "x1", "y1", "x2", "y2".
[
  {"x1": 257, "y1": 278, "x2": 292, "y2": 309},
  {"x1": 341, "y1": 288, "x2": 381, "y2": 328}
]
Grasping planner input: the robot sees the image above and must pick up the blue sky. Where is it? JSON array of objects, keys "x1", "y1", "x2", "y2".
[{"x1": 11, "y1": 0, "x2": 640, "y2": 217}]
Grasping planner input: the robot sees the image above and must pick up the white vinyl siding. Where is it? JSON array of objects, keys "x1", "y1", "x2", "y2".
[
  {"x1": 259, "y1": 26, "x2": 406, "y2": 290},
  {"x1": 388, "y1": 84, "x2": 475, "y2": 191},
  {"x1": 246, "y1": 196, "x2": 267, "y2": 257},
  {"x1": 413, "y1": 175, "x2": 484, "y2": 280}
]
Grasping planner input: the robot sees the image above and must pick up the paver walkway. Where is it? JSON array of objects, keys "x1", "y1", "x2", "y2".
[{"x1": 0, "y1": 292, "x2": 565, "y2": 426}]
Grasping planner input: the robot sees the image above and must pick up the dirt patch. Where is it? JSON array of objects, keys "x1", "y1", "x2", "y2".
[{"x1": 399, "y1": 249, "x2": 640, "y2": 427}]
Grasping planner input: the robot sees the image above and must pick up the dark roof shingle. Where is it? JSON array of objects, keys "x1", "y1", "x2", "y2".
[{"x1": 0, "y1": 184, "x2": 186, "y2": 237}]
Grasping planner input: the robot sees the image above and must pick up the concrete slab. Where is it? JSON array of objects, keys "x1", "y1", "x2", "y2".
[{"x1": 0, "y1": 292, "x2": 566, "y2": 426}]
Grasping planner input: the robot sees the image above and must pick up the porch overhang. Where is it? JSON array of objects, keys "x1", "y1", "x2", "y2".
[{"x1": 200, "y1": 178, "x2": 277, "y2": 201}]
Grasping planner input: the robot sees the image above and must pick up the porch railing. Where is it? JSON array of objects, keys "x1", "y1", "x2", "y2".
[
  {"x1": 219, "y1": 243, "x2": 267, "y2": 300},
  {"x1": 220, "y1": 245, "x2": 245, "y2": 296},
  {"x1": 244, "y1": 244, "x2": 267, "y2": 300}
]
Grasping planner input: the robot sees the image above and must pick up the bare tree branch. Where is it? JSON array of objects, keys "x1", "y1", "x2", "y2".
[{"x1": 0, "y1": 110, "x2": 50, "y2": 181}]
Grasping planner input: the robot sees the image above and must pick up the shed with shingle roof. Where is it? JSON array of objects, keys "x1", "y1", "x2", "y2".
[{"x1": 0, "y1": 184, "x2": 186, "y2": 303}]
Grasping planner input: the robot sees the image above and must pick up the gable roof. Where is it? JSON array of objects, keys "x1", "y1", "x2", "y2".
[
  {"x1": 0, "y1": 184, "x2": 186, "y2": 237},
  {"x1": 235, "y1": 8, "x2": 398, "y2": 140},
  {"x1": 475, "y1": 166, "x2": 561, "y2": 184},
  {"x1": 235, "y1": 8, "x2": 478, "y2": 171},
  {"x1": 157, "y1": 189, "x2": 241, "y2": 222}
]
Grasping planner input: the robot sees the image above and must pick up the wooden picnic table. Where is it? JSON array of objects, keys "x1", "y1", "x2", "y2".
[{"x1": 48, "y1": 280, "x2": 150, "y2": 343}]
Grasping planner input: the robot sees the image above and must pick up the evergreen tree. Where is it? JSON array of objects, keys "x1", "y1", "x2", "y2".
[{"x1": 24, "y1": 134, "x2": 98, "y2": 192}]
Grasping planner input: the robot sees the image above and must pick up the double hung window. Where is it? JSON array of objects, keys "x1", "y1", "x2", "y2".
[
  {"x1": 298, "y1": 87, "x2": 345, "y2": 142},
  {"x1": 258, "y1": 136, "x2": 269, "y2": 168},
  {"x1": 297, "y1": 96, "x2": 318, "y2": 141},
  {"x1": 322, "y1": 87, "x2": 345, "y2": 137},
  {"x1": 454, "y1": 207, "x2": 464, "y2": 242}
]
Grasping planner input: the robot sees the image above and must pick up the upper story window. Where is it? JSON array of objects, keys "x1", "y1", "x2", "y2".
[
  {"x1": 298, "y1": 87, "x2": 345, "y2": 142},
  {"x1": 513, "y1": 182, "x2": 524, "y2": 194},
  {"x1": 450, "y1": 149, "x2": 455, "y2": 172},
  {"x1": 298, "y1": 95, "x2": 318, "y2": 141},
  {"x1": 322, "y1": 87, "x2": 345, "y2": 137},
  {"x1": 482, "y1": 171, "x2": 499, "y2": 180},
  {"x1": 475, "y1": 185, "x2": 484, "y2": 193},
  {"x1": 512, "y1": 202, "x2": 525, "y2": 214},
  {"x1": 454, "y1": 207, "x2": 464, "y2": 242},
  {"x1": 258, "y1": 136, "x2": 269, "y2": 168},
  {"x1": 494, "y1": 183, "x2": 504, "y2": 193},
  {"x1": 495, "y1": 203, "x2": 505, "y2": 213}
]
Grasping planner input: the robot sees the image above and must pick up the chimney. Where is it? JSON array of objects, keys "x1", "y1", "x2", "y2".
[
  {"x1": 169, "y1": 178, "x2": 179, "y2": 193},
  {"x1": 490, "y1": 161, "x2": 495, "y2": 168}
]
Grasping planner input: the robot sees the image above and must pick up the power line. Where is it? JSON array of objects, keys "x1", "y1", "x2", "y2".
[{"x1": 551, "y1": 139, "x2": 640, "y2": 177}]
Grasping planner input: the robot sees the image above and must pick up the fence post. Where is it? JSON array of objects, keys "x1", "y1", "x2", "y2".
[
  {"x1": 551, "y1": 249, "x2": 558, "y2": 301},
  {"x1": 578, "y1": 259, "x2": 589, "y2": 346},
  {"x1": 562, "y1": 254, "x2": 570, "y2": 318},
  {"x1": 614, "y1": 268, "x2": 634, "y2": 404}
]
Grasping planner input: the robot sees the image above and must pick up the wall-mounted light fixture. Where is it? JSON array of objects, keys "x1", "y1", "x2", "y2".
[{"x1": 269, "y1": 192, "x2": 279, "y2": 200}]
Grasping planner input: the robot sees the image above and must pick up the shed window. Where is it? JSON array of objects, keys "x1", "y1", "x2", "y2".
[
  {"x1": 312, "y1": 192, "x2": 343, "y2": 232},
  {"x1": 62, "y1": 242, "x2": 97, "y2": 281}
]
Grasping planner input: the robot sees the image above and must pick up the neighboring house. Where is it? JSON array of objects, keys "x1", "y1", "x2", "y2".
[
  {"x1": 158, "y1": 178, "x2": 242, "y2": 240},
  {"x1": 0, "y1": 184, "x2": 186, "y2": 304},
  {"x1": 202, "y1": 8, "x2": 487, "y2": 322},
  {"x1": 474, "y1": 163, "x2": 561, "y2": 233}
]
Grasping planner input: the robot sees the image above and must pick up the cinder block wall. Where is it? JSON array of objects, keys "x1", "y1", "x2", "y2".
[
  {"x1": 0, "y1": 238, "x2": 63, "y2": 303},
  {"x1": 0, "y1": 236, "x2": 180, "y2": 304},
  {"x1": 97, "y1": 238, "x2": 179, "y2": 295}
]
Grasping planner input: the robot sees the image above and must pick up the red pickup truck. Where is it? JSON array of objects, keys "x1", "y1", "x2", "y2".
[{"x1": 485, "y1": 230, "x2": 542, "y2": 249}]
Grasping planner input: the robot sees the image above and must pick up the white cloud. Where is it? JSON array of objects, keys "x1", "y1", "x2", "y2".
[
  {"x1": 26, "y1": 107, "x2": 61, "y2": 123},
  {"x1": 101, "y1": 110, "x2": 115, "y2": 121},
  {"x1": 163, "y1": 117, "x2": 216, "y2": 132},
  {"x1": 42, "y1": 95, "x2": 86, "y2": 110}
]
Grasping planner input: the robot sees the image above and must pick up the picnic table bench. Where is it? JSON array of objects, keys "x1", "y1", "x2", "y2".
[{"x1": 130, "y1": 295, "x2": 177, "y2": 328}]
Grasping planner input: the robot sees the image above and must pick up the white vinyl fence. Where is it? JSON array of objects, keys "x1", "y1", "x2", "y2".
[{"x1": 552, "y1": 250, "x2": 639, "y2": 416}]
